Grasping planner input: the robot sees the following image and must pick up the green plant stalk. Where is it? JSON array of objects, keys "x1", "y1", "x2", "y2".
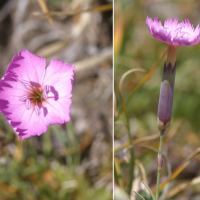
[
  {"x1": 121, "y1": 105, "x2": 134, "y2": 193},
  {"x1": 119, "y1": 91, "x2": 135, "y2": 194},
  {"x1": 114, "y1": 158, "x2": 124, "y2": 188},
  {"x1": 67, "y1": 121, "x2": 81, "y2": 167},
  {"x1": 127, "y1": 126, "x2": 135, "y2": 194},
  {"x1": 156, "y1": 134, "x2": 164, "y2": 200},
  {"x1": 118, "y1": 77, "x2": 135, "y2": 193}
]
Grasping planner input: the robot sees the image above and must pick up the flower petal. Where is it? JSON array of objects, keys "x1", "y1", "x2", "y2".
[
  {"x1": 146, "y1": 16, "x2": 200, "y2": 46},
  {"x1": 6, "y1": 49, "x2": 46, "y2": 85},
  {"x1": 6, "y1": 104, "x2": 48, "y2": 140},
  {"x1": 42, "y1": 97, "x2": 72, "y2": 126},
  {"x1": 43, "y1": 59, "x2": 75, "y2": 98}
]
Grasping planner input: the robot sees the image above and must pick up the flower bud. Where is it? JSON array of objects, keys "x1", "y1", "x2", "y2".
[{"x1": 157, "y1": 62, "x2": 176, "y2": 135}]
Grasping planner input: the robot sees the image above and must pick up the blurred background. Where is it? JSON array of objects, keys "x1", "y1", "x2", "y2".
[
  {"x1": 0, "y1": 0, "x2": 112, "y2": 199},
  {"x1": 114, "y1": 0, "x2": 200, "y2": 200}
]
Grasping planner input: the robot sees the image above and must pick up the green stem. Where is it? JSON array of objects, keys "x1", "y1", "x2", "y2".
[
  {"x1": 127, "y1": 124, "x2": 135, "y2": 194},
  {"x1": 121, "y1": 97, "x2": 134, "y2": 193},
  {"x1": 114, "y1": 158, "x2": 124, "y2": 189},
  {"x1": 155, "y1": 135, "x2": 164, "y2": 200},
  {"x1": 118, "y1": 82, "x2": 135, "y2": 193},
  {"x1": 121, "y1": 102, "x2": 135, "y2": 193}
]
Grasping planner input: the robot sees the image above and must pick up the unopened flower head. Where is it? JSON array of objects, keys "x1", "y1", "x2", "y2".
[
  {"x1": 146, "y1": 17, "x2": 200, "y2": 46},
  {"x1": 0, "y1": 50, "x2": 75, "y2": 140}
]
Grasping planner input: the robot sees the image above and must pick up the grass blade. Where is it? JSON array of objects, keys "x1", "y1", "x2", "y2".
[
  {"x1": 133, "y1": 191, "x2": 146, "y2": 200},
  {"x1": 142, "y1": 182, "x2": 155, "y2": 200}
]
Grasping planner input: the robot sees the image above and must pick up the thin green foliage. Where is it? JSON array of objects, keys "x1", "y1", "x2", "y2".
[
  {"x1": 142, "y1": 182, "x2": 155, "y2": 200},
  {"x1": 133, "y1": 191, "x2": 146, "y2": 200}
]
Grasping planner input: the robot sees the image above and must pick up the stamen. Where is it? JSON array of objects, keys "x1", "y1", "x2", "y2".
[
  {"x1": 181, "y1": 32, "x2": 189, "y2": 38},
  {"x1": 45, "y1": 85, "x2": 50, "y2": 93},
  {"x1": 35, "y1": 105, "x2": 40, "y2": 116},
  {"x1": 26, "y1": 99, "x2": 31, "y2": 110},
  {"x1": 175, "y1": 32, "x2": 178, "y2": 38},
  {"x1": 21, "y1": 80, "x2": 32, "y2": 86},
  {"x1": 175, "y1": 27, "x2": 182, "y2": 32},
  {"x1": 19, "y1": 95, "x2": 28, "y2": 101},
  {"x1": 43, "y1": 90, "x2": 47, "y2": 99},
  {"x1": 43, "y1": 85, "x2": 49, "y2": 100}
]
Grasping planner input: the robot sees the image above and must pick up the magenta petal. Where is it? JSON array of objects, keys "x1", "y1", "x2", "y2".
[
  {"x1": 43, "y1": 59, "x2": 75, "y2": 98},
  {"x1": 6, "y1": 49, "x2": 46, "y2": 85},
  {"x1": 5, "y1": 104, "x2": 48, "y2": 139},
  {"x1": 146, "y1": 16, "x2": 200, "y2": 46},
  {"x1": 42, "y1": 97, "x2": 72, "y2": 125},
  {"x1": 0, "y1": 73, "x2": 28, "y2": 103}
]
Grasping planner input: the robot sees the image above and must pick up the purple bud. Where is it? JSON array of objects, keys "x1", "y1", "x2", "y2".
[{"x1": 157, "y1": 62, "x2": 176, "y2": 134}]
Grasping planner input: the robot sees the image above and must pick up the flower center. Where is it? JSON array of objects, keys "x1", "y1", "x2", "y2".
[
  {"x1": 175, "y1": 24, "x2": 190, "y2": 38},
  {"x1": 164, "y1": 23, "x2": 190, "y2": 40},
  {"x1": 19, "y1": 81, "x2": 50, "y2": 116}
]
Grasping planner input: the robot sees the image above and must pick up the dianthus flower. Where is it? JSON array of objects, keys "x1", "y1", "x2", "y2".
[
  {"x1": 0, "y1": 50, "x2": 75, "y2": 140},
  {"x1": 146, "y1": 16, "x2": 200, "y2": 133},
  {"x1": 146, "y1": 17, "x2": 200, "y2": 200},
  {"x1": 146, "y1": 16, "x2": 200, "y2": 47}
]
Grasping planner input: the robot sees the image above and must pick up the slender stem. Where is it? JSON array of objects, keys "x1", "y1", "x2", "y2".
[
  {"x1": 121, "y1": 101, "x2": 135, "y2": 193},
  {"x1": 118, "y1": 79, "x2": 135, "y2": 193},
  {"x1": 114, "y1": 158, "x2": 124, "y2": 188},
  {"x1": 122, "y1": 103, "x2": 135, "y2": 194},
  {"x1": 156, "y1": 170, "x2": 161, "y2": 200},
  {"x1": 127, "y1": 125, "x2": 135, "y2": 194},
  {"x1": 166, "y1": 44, "x2": 178, "y2": 67},
  {"x1": 156, "y1": 135, "x2": 164, "y2": 200}
]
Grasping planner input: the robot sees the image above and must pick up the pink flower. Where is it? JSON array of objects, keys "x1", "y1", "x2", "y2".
[
  {"x1": 146, "y1": 17, "x2": 200, "y2": 46},
  {"x1": 0, "y1": 50, "x2": 75, "y2": 140}
]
